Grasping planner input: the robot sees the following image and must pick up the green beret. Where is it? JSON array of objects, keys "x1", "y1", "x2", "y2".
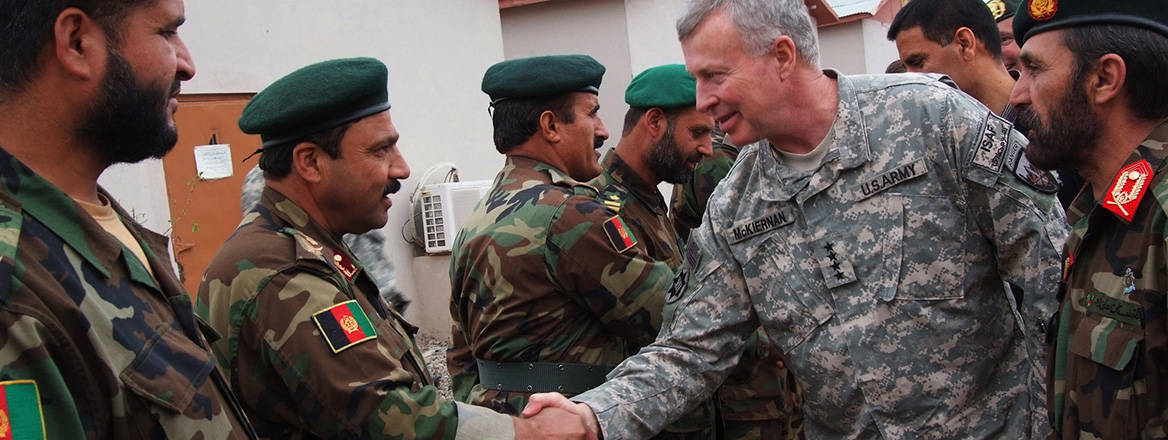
[
  {"x1": 239, "y1": 57, "x2": 391, "y2": 149},
  {"x1": 1014, "y1": 0, "x2": 1168, "y2": 46},
  {"x1": 482, "y1": 54, "x2": 605, "y2": 104},
  {"x1": 983, "y1": 0, "x2": 1021, "y2": 22},
  {"x1": 625, "y1": 64, "x2": 697, "y2": 109}
]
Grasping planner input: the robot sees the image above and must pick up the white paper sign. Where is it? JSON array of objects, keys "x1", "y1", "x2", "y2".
[{"x1": 193, "y1": 144, "x2": 233, "y2": 180}]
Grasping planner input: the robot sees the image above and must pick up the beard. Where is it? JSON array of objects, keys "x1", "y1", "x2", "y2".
[
  {"x1": 1014, "y1": 77, "x2": 1101, "y2": 171},
  {"x1": 647, "y1": 120, "x2": 701, "y2": 184},
  {"x1": 76, "y1": 50, "x2": 180, "y2": 165}
]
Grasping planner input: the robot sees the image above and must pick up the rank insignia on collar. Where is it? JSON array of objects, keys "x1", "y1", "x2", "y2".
[
  {"x1": 603, "y1": 215, "x2": 637, "y2": 253},
  {"x1": 1102, "y1": 160, "x2": 1152, "y2": 222},
  {"x1": 0, "y1": 380, "x2": 46, "y2": 439},
  {"x1": 1123, "y1": 267, "x2": 1136, "y2": 295},
  {"x1": 312, "y1": 300, "x2": 378, "y2": 354},
  {"x1": 333, "y1": 251, "x2": 358, "y2": 281}
]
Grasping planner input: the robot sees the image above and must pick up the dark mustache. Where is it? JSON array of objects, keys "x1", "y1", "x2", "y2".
[{"x1": 383, "y1": 180, "x2": 402, "y2": 197}]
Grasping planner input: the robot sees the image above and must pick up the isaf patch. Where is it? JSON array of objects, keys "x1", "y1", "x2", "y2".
[
  {"x1": 603, "y1": 215, "x2": 637, "y2": 252},
  {"x1": 1013, "y1": 150, "x2": 1059, "y2": 194},
  {"x1": 0, "y1": 380, "x2": 46, "y2": 439},
  {"x1": 971, "y1": 113, "x2": 1011, "y2": 173},
  {"x1": 313, "y1": 300, "x2": 378, "y2": 354}
]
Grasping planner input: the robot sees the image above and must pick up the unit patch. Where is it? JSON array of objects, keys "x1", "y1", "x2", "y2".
[
  {"x1": 727, "y1": 206, "x2": 795, "y2": 244},
  {"x1": 313, "y1": 300, "x2": 378, "y2": 354},
  {"x1": 666, "y1": 268, "x2": 688, "y2": 304},
  {"x1": 0, "y1": 380, "x2": 45, "y2": 439},
  {"x1": 971, "y1": 113, "x2": 1011, "y2": 173},
  {"x1": 1013, "y1": 150, "x2": 1060, "y2": 194},
  {"x1": 857, "y1": 159, "x2": 928, "y2": 200}
]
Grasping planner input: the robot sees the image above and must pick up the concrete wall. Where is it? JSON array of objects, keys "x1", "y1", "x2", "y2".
[
  {"x1": 105, "y1": 0, "x2": 506, "y2": 337},
  {"x1": 818, "y1": 19, "x2": 900, "y2": 74}
]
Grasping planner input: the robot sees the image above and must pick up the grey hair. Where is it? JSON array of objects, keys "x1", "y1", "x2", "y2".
[{"x1": 676, "y1": 0, "x2": 820, "y2": 66}]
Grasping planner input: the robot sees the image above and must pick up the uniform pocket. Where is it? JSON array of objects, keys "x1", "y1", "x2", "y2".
[
  {"x1": 1069, "y1": 312, "x2": 1143, "y2": 372},
  {"x1": 748, "y1": 235, "x2": 834, "y2": 354},
  {"x1": 120, "y1": 323, "x2": 216, "y2": 416},
  {"x1": 894, "y1": 194, "x2": 968, "y2": 300}
]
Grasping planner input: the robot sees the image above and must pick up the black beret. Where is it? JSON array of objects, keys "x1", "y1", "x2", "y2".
[
  {"x1": 984, "y1": 0, "x2": 1021, "y2": 22},
  {"x1": 482, "y1": 54, "x2": 605, "y2": 104},
  {"x1": 1014, "y1": 0, "x2": 1168, "y2": 46},
  {"x1": 625, "y1": 64, "x2": 696, "y2": 109},
  {"x1": 239, "y1": 57, "x2": 391, "y2": 149}
]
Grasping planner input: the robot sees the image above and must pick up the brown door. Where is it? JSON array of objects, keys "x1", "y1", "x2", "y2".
[{"x1": 164, "y1": 94, "x2": 257, "y2": 297}]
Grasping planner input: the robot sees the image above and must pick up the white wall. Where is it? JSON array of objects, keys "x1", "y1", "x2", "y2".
[
  {"x1": 818, "y1": 19, "x2": 900, "y2": 74},
  {"x1": 624, "y1": 0, "x2": 688, "y2": 74},
  {"x1": 103, "y1": 0, "x2": 506, "y2": 337}
]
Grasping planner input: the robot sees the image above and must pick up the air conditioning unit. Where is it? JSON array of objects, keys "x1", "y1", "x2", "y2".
[{"x1": 412, "y1": 180, "x2": 492, "y2": 254}]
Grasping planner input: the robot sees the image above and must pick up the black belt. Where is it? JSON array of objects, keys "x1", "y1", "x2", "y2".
[{"x1": 475, "y1": 359, "x2": 613, "y2": 394}]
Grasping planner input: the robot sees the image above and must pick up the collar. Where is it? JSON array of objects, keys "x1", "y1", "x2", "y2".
[
  {"x1": 257, "y1": 186, "x2": 364, "y2": 278},
  {"x1": 596, "y1": 151, "x2": 667, "y2": 214},
  {"x1": 505, "y1": 155, "x2": 588, "y2": 188},
  {"x1": 760, "y1": 70, "x2": 870, "y2": 202},
  {"x1": 1070, "y1": 122, "x2": 1168, "y2": 224}
]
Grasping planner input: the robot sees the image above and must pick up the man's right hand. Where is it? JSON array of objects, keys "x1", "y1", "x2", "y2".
[
  {"x1": 515, "y1": 393, "x2": 600, "y2": 439},
  {"x1": 512, "y1": 406, "x2": 597, "y2": 440}
]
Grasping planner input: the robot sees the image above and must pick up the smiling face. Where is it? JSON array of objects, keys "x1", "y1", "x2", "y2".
[
  {"x1": 647, "y1": 108, "x2": 715, "y2": 184},
  {"x1": 682, "y1": 10, "x2": 784, "y2": 147},
  {"x1": 317, "y1": 111, "x2": 411, "y2": 235},
  {"x1": 997, "y1": 16, "x2": 1020, "y2": 71}
]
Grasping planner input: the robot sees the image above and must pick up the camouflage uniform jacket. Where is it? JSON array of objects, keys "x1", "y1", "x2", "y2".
[
  {"x1": 670, "y1": 135, "x2": 739, "y2": 243},
  {"x1": 574, "y1": 72, "x2": 1068, "y2": 439},
  {"x1": 0, "y1": 146, "x2": 255, "y2": 438},
  {"x1": 199, "y1": 187, "x2": 503, "y2": 440},
  {"x1": 1049, "y1": 123, "x2": 1168, "y2": 440},
  {"x1": 447, "y1": 156, "x2": 674, "y2": 414},
  {"x1": 591, "y1": 150, "x2": 684, "y2": 270}
]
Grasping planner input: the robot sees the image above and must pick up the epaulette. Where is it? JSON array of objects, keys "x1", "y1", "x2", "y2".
[{"x1": 599, "y1": 187, "x2": 626, "y2": 214}]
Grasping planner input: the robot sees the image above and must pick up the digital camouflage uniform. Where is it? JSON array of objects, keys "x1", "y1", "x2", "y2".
[
  {"x1": 670, "y1": 135, "x2": 804, "y2": 440},
  {"x1": 447, "y1": 156, "x2": 674, "y2": 414},
  {"x1": 1049, "y1": 123, "x2": 1168, "y2": 440},
  {"x1": 0, "y1": 147, "x2": 256, "y2": 439},
  {"x1": 200, "y1": 187, "x2": 497, "y2": 439},
  {"x1": 574, "y1": 72, "x2": 1068, "y2": 439}
]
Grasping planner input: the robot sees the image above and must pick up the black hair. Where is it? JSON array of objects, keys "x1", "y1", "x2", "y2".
[
  {"x1": 621, "y1": 106, "x2": 687, "y2": 137},
  {"x1": 887, "y1": 0, "x2": 1003, "y2": 59},
  {"x1": 0, "y1": 0, "x2": 155, "y2": 94},
  {"x1": 1063, "y1": 24, "x2": 1168, "y2": 121},
  {"x1": 491, "y1": 94, "x2": 577, "y2": 154},
  {"x1": 259, "y1": 121, "x2": 354, "y2": 179}
]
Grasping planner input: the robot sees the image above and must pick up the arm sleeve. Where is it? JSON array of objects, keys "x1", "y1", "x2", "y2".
[
  {"x1": 249, "y1": 270, "x2": 461, "y2": 440},
  {"x1": 547, "y1": 198, "x2": 676, "y2": 347},
  {"x1": 0, "y1": 314, "x2": 87, "y2": 439},
  {"x1": 572, "y1": 214, "x2": 758, "y2": 439}
]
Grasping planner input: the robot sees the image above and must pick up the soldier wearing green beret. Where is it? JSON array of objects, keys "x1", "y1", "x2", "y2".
[
  {"x1": 447, "y1": 55, "x2": 676, "y2": 419},
  {"x1": 985, "y1": 0, "x2": 1023, "y2": 71},
  {"x1": 1008, "y1": 1, "x2": 1168, "y2": 438},
  {"x1": 198, "y1": 57, "x2": 581, "y2": 439}
]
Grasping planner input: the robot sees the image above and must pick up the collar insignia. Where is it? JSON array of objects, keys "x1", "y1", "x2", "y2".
[{"x1": 1102, "y1": 160, "x2": 1152, "y2": 222}]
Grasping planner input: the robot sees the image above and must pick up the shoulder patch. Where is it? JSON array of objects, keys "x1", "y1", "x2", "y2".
[
  {"x1": 602, "y1": 215, "x2": 637, "y2": 253},
  {"x1": 1012, "y1": 150, "x2": 1060, "y2": 194},
  {"x1": 970, "y1": 113, "x2": 1011, "y2": 173},
  {"x1": 0, "y1": 380, "x2": 46, "y2": 439},
  {"x1": 312, "y1": 300, "x2": 377, "y2": 354}
]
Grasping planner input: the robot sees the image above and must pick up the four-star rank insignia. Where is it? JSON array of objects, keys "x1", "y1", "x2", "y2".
[
  {"x1": 603, "y1": 215, "x2": 637, "y2": 253},
  {"x1": 313, "y1": 300, "x2": 378, "y2": 354},
  {"x1": 0, "y1": 380, "x2": 45, "y2": 439},
  {"x1": 1102, "y1": 160, "x2": 1152, "y2": 222}
]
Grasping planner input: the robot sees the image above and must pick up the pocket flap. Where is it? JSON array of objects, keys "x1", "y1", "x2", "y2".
[
  {"x1": 120, "y1": 324, "x2": 216, "y2": 415},
  {"x1": 1069, "y1": 313, "x2": 1143, "y2": 371}
]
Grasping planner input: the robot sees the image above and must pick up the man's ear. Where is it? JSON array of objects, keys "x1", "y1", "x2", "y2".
[
  {"x1": 52, "y1": 7, "x2": 106, "y2": 81},
  {"x1": 291, "y1": 142, "x2": 327, "y2": 183},
  {"x1": 643, "y1": 108, "x2": 667, "y2": 139},
  {"x1": 1088, "y1": 53, "x2": 1127, "y2": 107},
  {"x1": 953, "y1": 27, "x2": 977, "y2": 60},
  {"x1": 538, "y1": 110, "x2": 562, "y2": 144},
  {"x1": 771, "y1": 35, "x2": 799, "y2": 80}
]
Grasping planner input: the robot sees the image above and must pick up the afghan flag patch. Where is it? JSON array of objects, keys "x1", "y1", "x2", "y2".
[
  {"x1": 603, "y1": 215, "x2": 637, "y2": 253},
  {"x1": 0, "y1": 380, "x2": 45, "y2": 439},
  {"x1": 312, "y1": 300, "x2": 377, "y2": 354}
]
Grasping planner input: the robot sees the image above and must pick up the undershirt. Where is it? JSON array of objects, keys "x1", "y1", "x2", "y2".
[{"x1": 73, "y1": 194, "x2": 155, "y2": 277}]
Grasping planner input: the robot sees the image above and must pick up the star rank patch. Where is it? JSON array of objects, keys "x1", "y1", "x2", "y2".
[
  {"x1": 0, "y1": 380, "x2": 45, "y2": 439},
  {"x1": 312, "y1": 300, "x2": 378, "y2": 354},
  {"x1": 603, "y1": 215, "x2": 637, "y2": 252}
]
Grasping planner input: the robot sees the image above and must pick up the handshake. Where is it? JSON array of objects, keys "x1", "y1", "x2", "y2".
[{"x1": 511, "y1": 393, "x2": 601, "y2": 439}]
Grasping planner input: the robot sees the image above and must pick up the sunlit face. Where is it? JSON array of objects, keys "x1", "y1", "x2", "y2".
[
  {"x1": 647, "y1": 108, "x2": 715, "y2": 184},
  {"x1": 997, "y1": 16, "x2": 1020, "y2": 71},
  {"x1": 318, "y1": 111, "x2": 411, "y2": 235},
  {"x1": 895, "y1": 26, "x2": 968, "y2": 87},
  {"x1": 1009, "y1": 30, "x2": 1101, "y2": 170},
  {"x1": 77, "y1": 0, "x2": 196, "y2": 164},
  {"x1": 682, "y1": 10, "x2": 785, "y2": 147},
  {"x1": 554, "y1": 92, "x2": 609, "y2": 181}
]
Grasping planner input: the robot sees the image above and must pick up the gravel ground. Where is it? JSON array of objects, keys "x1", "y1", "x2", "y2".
[{"x1": 416, "y1": 333, "x2": 453, "y2": 401}]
